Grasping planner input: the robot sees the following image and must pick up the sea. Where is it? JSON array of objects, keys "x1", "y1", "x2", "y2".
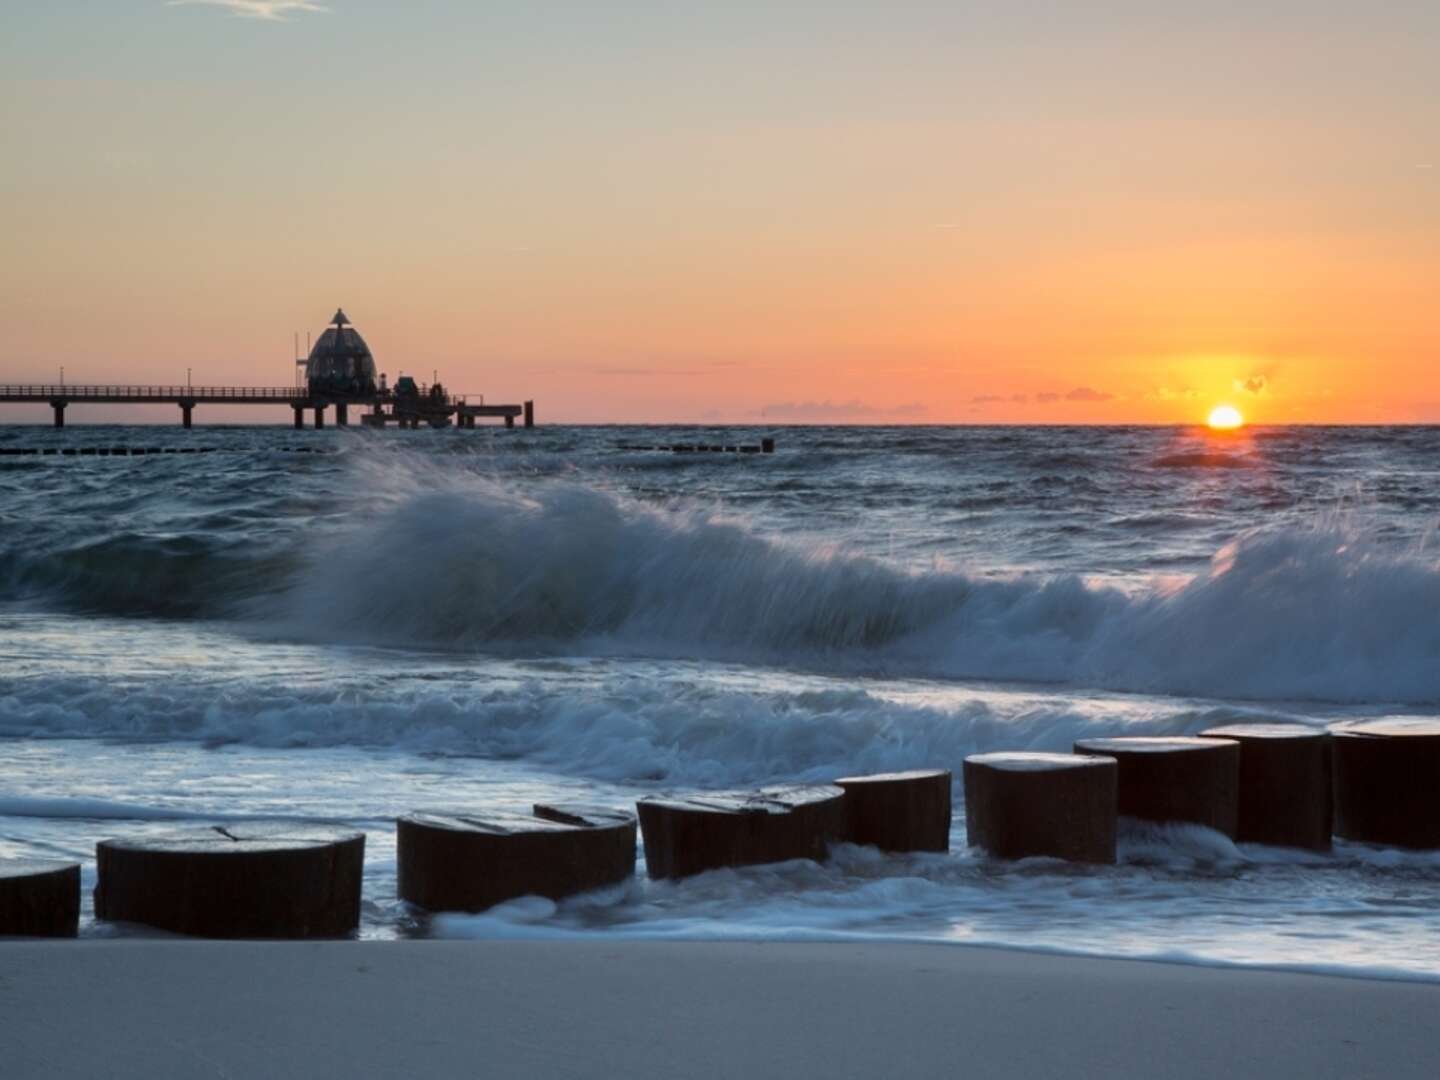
[{"x1": 3, "y1": 422, "x2": 1439, "y2": 977}]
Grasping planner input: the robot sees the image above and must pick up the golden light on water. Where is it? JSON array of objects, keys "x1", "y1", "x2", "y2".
[{"x1": 1207, "y1": 404, "x2": 1244, "y2": 430}]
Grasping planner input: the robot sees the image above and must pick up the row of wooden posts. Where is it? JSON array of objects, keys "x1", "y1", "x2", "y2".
[
  {"x1": 2, "y1": 718, "x2": 1436, "y2": 939},
  {"x1": 0, "y1": 446, "x2": 335, "y2": 456}
]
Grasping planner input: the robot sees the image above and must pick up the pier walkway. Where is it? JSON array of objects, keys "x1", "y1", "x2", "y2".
[{"x1": 0, "y1": 384, "x2": 531, "y2": 429}]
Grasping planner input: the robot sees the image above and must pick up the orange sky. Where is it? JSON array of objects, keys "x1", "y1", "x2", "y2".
[{"x1": 2, "y1": 3, "x2": 1436, "y2": 424}]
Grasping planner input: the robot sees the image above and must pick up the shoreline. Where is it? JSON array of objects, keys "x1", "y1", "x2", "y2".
[{"x1": 4, "y1": 939, "x2": 1437, "y2": 1079}]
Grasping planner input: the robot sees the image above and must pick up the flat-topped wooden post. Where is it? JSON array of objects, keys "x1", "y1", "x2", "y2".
[
  {"x1": 0, "y1": 859, "x2": 81, "y2": 937},
  {"x1": 637, "y1": 784, "x2": 847, "y2": 879},
  {"x1": 963, "y1": 753, "x2": 1118, "y2": 863},
  {"x1": 95, "y1": 825, "x2": 364, "y2": 938},
  {"x1": 1332, "y1": 719, "x2": 1440, "y2": 848},
  {"x1": 1200, "y1": 723, "x2": 1333, "y2": 851},
  {"x1": 398, "y1": 804, "x2": 636, "y2": 913},
  {"x1": 834, "y1": 770, "x2": 951, "y2": 852},
  {"x1": 1073, "y1": 736, "x2": 1240, "y2": 838}
]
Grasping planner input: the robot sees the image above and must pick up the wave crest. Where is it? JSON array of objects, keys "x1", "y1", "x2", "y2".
[{"x1": 271, "y1": 472, "x2": 1440, "y2": 704}]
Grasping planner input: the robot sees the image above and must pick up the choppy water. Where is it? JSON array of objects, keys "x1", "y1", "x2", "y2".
[{"x1": 3, "y1": 423, "x2": 1440, "y2": 976}]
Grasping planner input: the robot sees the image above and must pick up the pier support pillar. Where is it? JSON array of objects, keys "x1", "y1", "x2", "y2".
[
  {"x1": 835, "y1": 770, "x2": 952, "y2": 853},
  {"x1": 398, "y1": 805, "x2": 636, "y2": 913},
  {"x1": 637, "y1": 785, "x2": 847, "y2": 879},
  {"x1": 293, "y1": 405, "x2": 304, "y2": 430},
  {"x1": 335, "y1": 403, "x2": 348, "y2": 427},
  {"x1": 964, "y1": 753, "x2": 1117, "y2": 864},
  {"x1": 505, "y1": 414, "x2": 515, "y2": 429},
  {"x1": 180, "y1": 403, "x2": 193, "y2": 429},
  {"x1": 1073, "y1": 736, "x2": 1240, "y2": 837},
  {"x1": 524, "y1": 400, "x2": 534, "y2": 428},
  {"x1": 1, "y1": 859, "x2": 80, "y2": 937},
  {"x1": 1333, "y1": 719, "x2": 1440, "y2": 848},
  {"x1": 96, "y1": 825, "x2": 364, "y2": 938},
  {"x1": 1200, "y1": 723, "x2": 1333, "y2": 851},
  {"x1": 314, "y1": 406, "x2": 325, "y2": 429},
  {"x1": 50, "y1": 400, "x2": 67, "y2": 428}
]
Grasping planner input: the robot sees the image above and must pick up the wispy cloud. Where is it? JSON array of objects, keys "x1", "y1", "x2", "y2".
[
  {"x1": 1147, "y1": 385, "x2": 1200, "y2": 401},
  {"x1": 1233, "y1": 363, "x2": 1280, "y2": 396},
  {"x1": 1033, "y1": 387, "x2": 1115, "y2": 405},
  {"x1": 1064, "y1": 386, "x2": 1114, "y2": 402},
  {"x1": 971, "y1": 393, "x2": 1035, "y2": 406},
  {"x1": 167, "y1": 1, "x2": 331, "y2": 21},
  {"x1": 760, "y1": 400, "x2": 927, "y2": 420},
  {"x1": 594, "y1": 366, "x2": 709, "y2": 377}
]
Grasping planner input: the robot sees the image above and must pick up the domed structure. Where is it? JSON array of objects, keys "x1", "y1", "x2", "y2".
[{"x1": 306, "y1": 308, "x2": 378, "y2": 398}]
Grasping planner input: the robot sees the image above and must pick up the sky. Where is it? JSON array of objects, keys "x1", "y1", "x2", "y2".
[{"x1": 1, "y1": 1, "x2": 1437, "y2": 424}]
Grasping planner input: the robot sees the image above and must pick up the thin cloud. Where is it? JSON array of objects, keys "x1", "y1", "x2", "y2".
[
  {"x1": 760, "y1": 400, "x2": 927, "y2": 420},
  {"x1": 1234, "y1": 363, "x2": 1280, "y2": 396},
  {"x1": 1065, "y1": 386, "x2": 1114, "y2": 402},
  {"x1": 1033, "y1": 387, "x2": 1115, "y2": 404},
  {"x1": 167, "y1": 1, "x2": 331, "y2": 21},
  {"x1": 1149, "y1": 385, "x2": 1200, "y2": 401},
  {"x1": 593, "y1": 366, "x2": 710, "y2": 377}
]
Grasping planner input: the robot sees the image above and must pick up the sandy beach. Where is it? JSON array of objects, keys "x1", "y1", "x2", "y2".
[{"x1": 3, "y1": 940, "x2": 1436, "y2": 1079}]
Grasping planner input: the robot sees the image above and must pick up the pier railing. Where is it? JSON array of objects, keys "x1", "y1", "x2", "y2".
[
  {"x1": 0, "y1": 385, "x2": 304, "y2": 402},
  {"x1": 0, "y1": 383, "x2": 534, "y2": 429}
]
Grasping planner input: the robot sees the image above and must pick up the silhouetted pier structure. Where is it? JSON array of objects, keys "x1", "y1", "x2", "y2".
[
  {"x1": 0, "y1": 382, "x2": 534, "y2": 430},
  {"x1": 0, "y1": 310, "x2": 534, "y2": 431}
]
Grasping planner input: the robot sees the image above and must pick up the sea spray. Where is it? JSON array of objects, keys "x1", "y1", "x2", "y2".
[
  {"x1": 275, "y1": 462, "x2": 1440, "y2": 704},
  {"x1": 0, "y1": 671, "x2": 1202, "y2": 784},
  {"x1": 5, "y1": 434, "x2": 1440, "y2": 705}
]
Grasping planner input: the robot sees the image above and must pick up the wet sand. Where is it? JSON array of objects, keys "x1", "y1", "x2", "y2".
[{"x1": 3, "y1": 940, "x2": 1436, "y2": 1079}]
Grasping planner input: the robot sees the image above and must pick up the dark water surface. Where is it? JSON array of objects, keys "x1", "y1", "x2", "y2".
[{"x1": 2, "y1": 424, "x2": 1439, "y2": 973}]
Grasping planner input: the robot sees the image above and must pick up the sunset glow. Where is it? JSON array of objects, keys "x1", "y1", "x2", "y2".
[{"x1": 2, "y1": 6, "x2": 1437, "y2": 424}]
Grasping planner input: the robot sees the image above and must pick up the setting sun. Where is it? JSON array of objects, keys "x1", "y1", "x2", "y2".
[{"x1": 1207, "y1": 405, "x2": 1245, "y2": 430}]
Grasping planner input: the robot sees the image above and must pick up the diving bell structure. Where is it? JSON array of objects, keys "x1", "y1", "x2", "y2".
[{"x1": 305, "y1": 308, "x2": 378, "y2": 399}]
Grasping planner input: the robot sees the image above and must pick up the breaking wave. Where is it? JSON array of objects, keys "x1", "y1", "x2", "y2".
[
  {"x1": 0, "y1": 669, "x2": 1280, "y2": 786},
  {"x1": 270, "y1": 470, "x2": 1440, "y2": 704},
  {"x1": 6, "y1": 453, "x2": 1440, "y2": 705}
]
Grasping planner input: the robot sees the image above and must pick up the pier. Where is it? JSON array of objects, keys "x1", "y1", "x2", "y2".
[
  {"x1": 0, "y1": 384, "x2": 534, "y2": 430},
  {"x1": 0, "y1": 310, "x2": 534, "y2": 430},
  {"x1": 2, "y1": 384, "x2": 298, "y2": 429}
]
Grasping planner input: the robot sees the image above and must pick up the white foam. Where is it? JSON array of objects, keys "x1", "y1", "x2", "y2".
[
  {"x1": 269, "y1": 465, "x2": 1440, "y2": 706},
  {"x1": 0, "y1": 796, "x2": 215, "y2": 821},
  {"x1": 0, "y1": 673, "x2": 1185, "y2": 786}
]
